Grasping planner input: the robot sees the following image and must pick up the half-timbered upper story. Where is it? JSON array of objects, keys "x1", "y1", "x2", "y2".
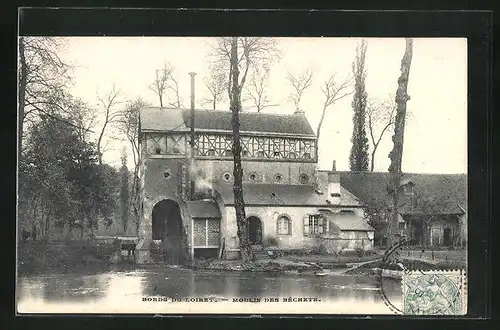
[
  {"x1": 139, "y1": 108, "x2": 317, "y2": 162},
  {"x1": 139, "y1": 107, "x2": 319, "y2": 192}
]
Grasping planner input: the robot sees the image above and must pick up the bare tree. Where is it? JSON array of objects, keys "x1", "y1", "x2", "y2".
[
  {"x1": 149, "y1": 63, "x2": 173, "y2": 107},
  {"x1": 117, "y1": 98, "x2": 150, "y2": 234},
  {"x1": 245, "y1": 66, "x2": 278, "y2": 112},
  {"x1": 387, "y1": 38, "x2": 414, "y2": 246},
  {"x1": 211, "y1": 37, "x2": 281, "y2": 106},
  {"x1": 96, "y1": 85, "x2": 123, "y2": 164},
  {"x1": 211, "y1": 37, "x2": 280, "y2": 262},
  {"x1": 366, "y1": 96, "x2": 396, "y2": 172},
  {"x1": 202, "y1": 64, "x2": 227, "y2": 110},
  {"x1": 166, "y1": 72, "x2": 183, "y2": 108},
  {"x1": 317, "y1": 73, "x2": 353, "y2": 142},
  {"x1": 287, "y1": 68, "x2": 313, "y2": 112}
]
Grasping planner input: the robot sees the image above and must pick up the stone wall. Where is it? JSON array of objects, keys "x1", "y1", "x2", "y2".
[{"x1": 222, "y1": 205, "x2": 366, "y2": 257}]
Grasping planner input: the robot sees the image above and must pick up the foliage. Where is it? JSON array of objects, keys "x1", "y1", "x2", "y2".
[
  {"x1": 349, "y1": 39, "x2": 370, "y2": 171},
  {"x1": 19, "y1": 115, "x2": 119, "y2": 240}
]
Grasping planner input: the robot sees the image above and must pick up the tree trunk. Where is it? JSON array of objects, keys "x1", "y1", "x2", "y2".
[
  {"x1": 229, "y1": 37, "x2": 254, "y2": 263},
  {"x1": 387, "y1": 38, "x2": 413, "y2": 246},
  {"x1": 18, "y1": 37, "x2": 27, "y2": 162},
  {"x1": 370, "y1": 148, "x2": 376, "y2": 172},
  {"x1": 97, "y1": 123, "x2": 106, "y2": 165}
]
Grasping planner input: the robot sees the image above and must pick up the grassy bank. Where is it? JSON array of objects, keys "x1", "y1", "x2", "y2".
[{"x1": 18, "y1": 241, "x2": 120, "y2": 276}]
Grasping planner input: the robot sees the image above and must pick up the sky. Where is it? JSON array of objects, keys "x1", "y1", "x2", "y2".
[{"x1": 58, "y1": 37, "x2": 467, "y2": 174}]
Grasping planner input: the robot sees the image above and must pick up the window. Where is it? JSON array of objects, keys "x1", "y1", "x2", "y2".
[
  {"x1": 305, "y1": 214, "x2": 325, "y2": 235},
  {"x1": 163, "y1": 170, "x2": 171, "y2": 180},
  {"x1": 277, "y1": 215, "x2": 292, "y2": 235},
  {"x1": 274, "y1": 173, "x2": 283, "y2": 183},
  {"x1": 147, "y1": 134, "x2": 166, "y2": 155},
  {"x1": 248, "y1": 172, "x2": 258, "y2": 182},
  {"x1": 299, "y1": 173, "x2": 309, "y2": 184},
  {"x1": 340, "y1": 210, "x2": 354, "y2": 214},
  {"x1": 403, "y1": 183, "x2": 414, "y2": 195},
  {"x1": 222, "y1": 172, "x2": 232, "y2": 182}
]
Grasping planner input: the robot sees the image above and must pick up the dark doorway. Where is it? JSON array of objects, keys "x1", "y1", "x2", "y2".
[
  {"x1": 247, "y1": 216, "x2": 263, "y2": 245},
  {"x1": 443, "y1": 228, "x2": 452, "y2": 246},
  {"x1": 152, "y1": 200, "x2": 186, "y2": 265}
]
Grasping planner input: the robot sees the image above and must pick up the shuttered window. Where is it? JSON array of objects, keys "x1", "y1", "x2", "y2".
[{"x1": 304, "y1": 214, "x2": 325, "y2": 236}]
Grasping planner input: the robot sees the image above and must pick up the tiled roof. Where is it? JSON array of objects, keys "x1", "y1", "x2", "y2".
[
  {"x1": 186, "y1": 200, "x2": 221, "y2": 218},
  {"x1": 339, "y1": 172, "x2": 467, "y2": 215},
  {"x1": 139, "y1": 107, "x2": 316, "y2": 136},
  {"x1": 215, "y1": 182, "x2": 361, "y2": 207},
  {"x1": 321, "y1": 212, "x2": 375, "y2": 231}
]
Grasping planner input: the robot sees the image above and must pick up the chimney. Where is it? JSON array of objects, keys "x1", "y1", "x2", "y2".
[
  {"x1": 327, "y1": 172, "x2": 341, "y2": 205},
  {"x1": 332, "y1": 160, "x2": 337, "y2": 172},
  {"x1": 189, "y1": 72, "x2": 196, "y2": 110}
]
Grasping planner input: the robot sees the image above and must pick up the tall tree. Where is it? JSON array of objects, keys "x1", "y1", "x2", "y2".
[
  {"x1": 387, "y1": 38, "x2": 414, "y2": 246},
  {"x1": 18, "y1": 37, "x2": 73, "y2": 161},
  {"x1": 211, "y1": 37, "x2": 280, "y2": 262},
  {"x1": 287, "y1": 68, "x2": 313, "y2": 112},
  {"x1": 228, "y1": 37, "x2": 251, "y2": 262},
  {"x1": 366, "y1": 96, "x2": 396, "y2": 171},
  {"x1": 119, "y1": 147, "x2": 130, "y2": 233},
  {"x1": 117, "y1": 97, "x2": 151, "y2": 234},
  {"x1": 349, "y1": 39, "x2": 370, "y2": 171},
  {"x1": 96, "y1": 84, "x2": 123, "y2": 164}
]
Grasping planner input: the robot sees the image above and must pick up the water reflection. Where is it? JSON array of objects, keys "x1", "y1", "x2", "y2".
[{"x1": 17, "y1": 266, "x2": 401, "y2": 314}]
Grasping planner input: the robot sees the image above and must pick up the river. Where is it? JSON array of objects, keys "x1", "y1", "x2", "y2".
[{"x1": 17, "y1": 265, "x2": 402, "y2": 314}]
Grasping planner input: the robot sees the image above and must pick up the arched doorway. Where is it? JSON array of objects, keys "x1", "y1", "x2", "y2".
[
  {"x1": 247, "y1": 216, "x2": 263, "y2": 245},
  {"x1": 151, "y1": 199, "x2": 186, "y2": 264}
]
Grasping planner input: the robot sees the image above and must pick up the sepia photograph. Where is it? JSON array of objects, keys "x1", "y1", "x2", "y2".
[{"x1": 16, "y1": 34, "x2": 468, "y2": 315}]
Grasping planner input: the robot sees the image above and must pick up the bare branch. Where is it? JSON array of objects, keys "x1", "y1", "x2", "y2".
[
  {"x1": 366, "y1": 95, "x2": 398, "y2": 171},
  {"x1": 209, "y1": 37, "x2": 281, "y2": 109},
  {"x1": 149, "y1": 62, "x2": 173, "y2": 107},
  {"x1": 287, "y1": 68, "x2": 314, "y2": 111},
  {"x1": 316, "y1": 73, "x2": 354, "y2": 142},
  {"x1": 244, "y1": 66, "x2": 279, "y2": 112},
  {"x1": 96, "y1": 84, "x2": 124, "y2": 164}
]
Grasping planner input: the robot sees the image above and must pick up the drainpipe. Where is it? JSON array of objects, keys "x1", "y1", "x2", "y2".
[{"x1": 189, "y1": 72, "x2": 196, "y2": 200}]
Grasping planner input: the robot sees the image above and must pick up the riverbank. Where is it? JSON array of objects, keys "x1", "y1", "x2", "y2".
[
  {"x1": 191, "y1": 252, "x2": 384, "y2": 274},
  {"x1": 17, "y1": 241, "x2": 119, "y2": 276}
]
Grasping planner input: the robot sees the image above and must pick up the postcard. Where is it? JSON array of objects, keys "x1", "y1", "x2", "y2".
[{"x1": 17, "y1": 31, "x2": 468, "y2": 315}]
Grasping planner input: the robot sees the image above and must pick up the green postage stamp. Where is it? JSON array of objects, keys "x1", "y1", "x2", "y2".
[{"x1": 402, "y1": 270, "x2": 467, "y2": 315}]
